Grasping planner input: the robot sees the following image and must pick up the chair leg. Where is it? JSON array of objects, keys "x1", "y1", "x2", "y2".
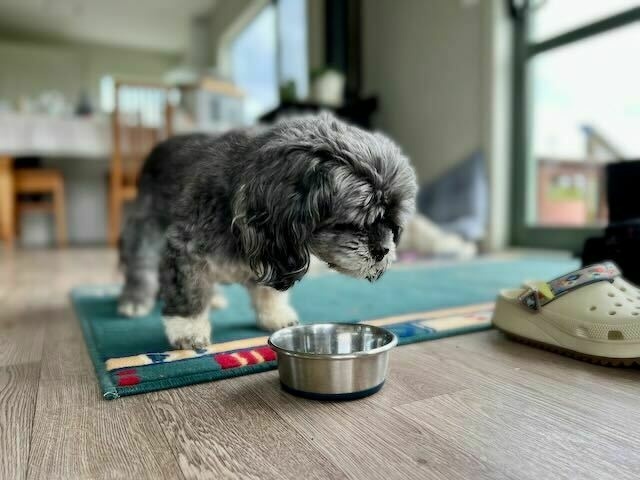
[
  {"x1": 0, "y1": 156, "x2": 15, "y2": 248},
  {"x1": 108, "y1": 182, "x2": 122, "y2": 248},
  {"x1": 53, "y1": 180, "x2": 67, "y2": 247},
  {"x1": 14, "y1": 202, "x2": 20, "y2": 238}
]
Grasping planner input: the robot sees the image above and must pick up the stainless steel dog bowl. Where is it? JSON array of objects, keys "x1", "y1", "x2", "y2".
[{"x1": 268, "y1": 323, "x2": 397, "y2": 400}]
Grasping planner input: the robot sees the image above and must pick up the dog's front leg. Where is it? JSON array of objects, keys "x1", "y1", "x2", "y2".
[
  {"x1": 160, "y1": 238, "x2": 213, "y2": 350},
  {"x1": 249, "y1": 285, "x2": 299, "y2": 331}
]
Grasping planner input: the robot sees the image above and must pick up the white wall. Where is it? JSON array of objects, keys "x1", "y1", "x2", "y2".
[
  {"x1": 362, "y1": 0, "x2": 511, "y2": 249},
  {"x1": 363, "y1": 0, "x2": 483, "y2": 182},
  {"x1": 0, "y1": 39, "x2": 179, "y2": 108}
]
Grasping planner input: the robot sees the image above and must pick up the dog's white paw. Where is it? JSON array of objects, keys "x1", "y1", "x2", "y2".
[
  {"x1": 256, "y1": 303, "x2": 299, "y2": 332},
  {"x1": 163, "y1": 313, "x2": 211, "y2": 350},
  {"x1": 210, "y1": 292, "x2": 228, "y2": 310},
  {"x1": 118, "y1": 298, "x2": 154, "y2": 317}
]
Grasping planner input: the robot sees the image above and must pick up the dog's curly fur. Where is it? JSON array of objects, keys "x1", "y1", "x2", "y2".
[{"x1": 118, "y1": 113, "x2": 417, "y2": 348}]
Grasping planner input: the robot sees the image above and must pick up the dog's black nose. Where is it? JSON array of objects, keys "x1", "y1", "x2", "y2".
[{"x1": 371, "y1": 247, "x2": 389, "y2": 262}]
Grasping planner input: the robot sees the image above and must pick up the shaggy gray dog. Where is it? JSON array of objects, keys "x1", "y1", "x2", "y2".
[{"x1": 118, "y1": 113, "x2": 417, "y2": 349}]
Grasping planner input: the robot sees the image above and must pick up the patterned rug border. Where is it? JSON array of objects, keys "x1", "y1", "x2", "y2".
[{"x1": 72, "y1": 292, "x2": 494, "y2": 400}]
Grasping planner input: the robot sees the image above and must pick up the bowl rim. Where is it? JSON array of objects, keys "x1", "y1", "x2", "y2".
[{"x1": 267, "y1": 323, "x2": 398, "y2": 360}]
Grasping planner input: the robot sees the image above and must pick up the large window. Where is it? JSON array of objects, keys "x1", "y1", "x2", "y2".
[
  {"x1": 277, "y1": 0, "x2": 309, "y2": 100},
  {"x1": 229, "y1": 0, "x2": 308, "y2": 124},
  {"x1": 512, "y1": 1, "x2": 640, "y2": 249},
  {"x1": 230, "y1": 4, "x2": 279, "y2": 123}
]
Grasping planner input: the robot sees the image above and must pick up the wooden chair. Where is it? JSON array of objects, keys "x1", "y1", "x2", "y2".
[
  {"x1": 108, "y1": 80, "x2": 173, "y2": 246},
  {"x1": 14, "y1": 168, "x2": 67, "y2": 247}
]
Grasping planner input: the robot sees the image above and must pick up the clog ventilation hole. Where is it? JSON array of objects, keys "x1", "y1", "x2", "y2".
[{"x1": 580, "y1": 282, "x2": 640, "y2": 339}]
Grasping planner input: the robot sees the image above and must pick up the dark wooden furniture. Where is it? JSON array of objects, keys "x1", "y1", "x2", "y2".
[{"x1": 258, "y1": 97, "x2": 378, "y2": 129}]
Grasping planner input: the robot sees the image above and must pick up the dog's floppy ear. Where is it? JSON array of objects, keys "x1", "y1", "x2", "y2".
[{"x1": 233, "y1": 146, "x2": 333, "y2": 290}]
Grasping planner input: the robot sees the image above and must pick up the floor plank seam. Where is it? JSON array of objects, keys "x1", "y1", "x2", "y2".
[
  {"x1": 444, "y1": 334, "x2": 640, "y2": 406},
  {"x1": 393, "y1": 387, "x2": 475, "y2": 410},
  {"x1": 244, "y1": 380, "x2": 352, "y2": 480},
  {"x1": 390, "y1": 393, "x2": 522, "y2": 480},
  {"x1": 23, "y1": 356, "x2": 43, "y2": 480},
  {"x1": 21, "y1": 296, "x2": 50, "y2": 480},
  {"x1": 148, "y1": 399, "x2": 190, "y2": 480}
]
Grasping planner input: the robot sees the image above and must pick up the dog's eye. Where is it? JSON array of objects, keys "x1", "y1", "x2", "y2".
[
  {"x1": 382, "y1": 217, "x2": 401, "y2": 243},
  {"x1": 333, "y1": 223, "x2": 360, "y2": 232},
  {"x1": 392, "y1": 225, "x2": 402, "y2": 244}
]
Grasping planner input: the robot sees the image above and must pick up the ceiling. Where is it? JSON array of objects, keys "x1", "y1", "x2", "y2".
[{"x1": 0, "y1": 0, "x2": 218, "y2": 53}]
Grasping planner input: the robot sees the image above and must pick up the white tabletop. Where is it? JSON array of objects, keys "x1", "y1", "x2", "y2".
[{"x1": 0, "y1": 112, "x2": 112, "y2": 158}]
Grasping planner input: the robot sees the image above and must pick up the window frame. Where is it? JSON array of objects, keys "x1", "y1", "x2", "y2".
[{"x1": 511, "y1": 3, "x2": 640, "y2": 252}]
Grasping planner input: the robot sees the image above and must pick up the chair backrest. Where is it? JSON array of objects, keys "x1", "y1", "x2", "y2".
[{"x1": 112, "y1": 80, "x2": 173, "y2": 185}]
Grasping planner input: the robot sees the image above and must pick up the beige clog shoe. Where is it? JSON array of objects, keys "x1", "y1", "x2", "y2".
[{"x1": 492, "y1": 262, "x2": 640, "y2": 366}]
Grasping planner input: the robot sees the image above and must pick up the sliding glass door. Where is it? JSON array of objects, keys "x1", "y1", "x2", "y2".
[{"x1": 512, "y1": 1, "x2": 640, "y2": 250}]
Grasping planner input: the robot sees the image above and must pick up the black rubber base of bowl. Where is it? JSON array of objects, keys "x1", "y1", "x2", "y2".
[{"x1": 280, "y1": 382, "x2": 385, "y2": 401}]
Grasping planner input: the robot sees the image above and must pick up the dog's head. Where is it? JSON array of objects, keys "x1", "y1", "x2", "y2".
[{"x1": 233, "y1": 113, "x2": 417, "y2": 290}]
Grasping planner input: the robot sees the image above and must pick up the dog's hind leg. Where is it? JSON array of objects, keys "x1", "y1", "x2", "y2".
[
  {"x1": 160, "y1": 226, "x2": 214, "y2": 349},
  {"x1": 118, "y1": 198, "x2": 165, "y2": 317},
  {"x1": 210, "y1": 283, "x2": 228, "y2": 310},
  {"x1": 249, "y1": 285, "x2": 299, "y2": 331}
]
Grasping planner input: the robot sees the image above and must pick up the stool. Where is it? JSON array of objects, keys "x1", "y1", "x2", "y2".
[{"x1": 14, "y1": 169, "x2": 67, "y2": 247}]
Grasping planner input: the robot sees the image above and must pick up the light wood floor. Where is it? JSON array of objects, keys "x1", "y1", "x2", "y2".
[{"x1": 2, "y1": 249, "x2": 640, "y2": 480}]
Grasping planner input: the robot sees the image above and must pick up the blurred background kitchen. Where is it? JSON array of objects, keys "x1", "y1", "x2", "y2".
[{"x1": 0, "y1": 0, "x2": 639, "y2": 258}]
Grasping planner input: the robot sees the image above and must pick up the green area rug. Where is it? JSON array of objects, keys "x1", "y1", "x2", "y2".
[{"x1": 71, "y1": 257, "x2": 578, "y2": 399}]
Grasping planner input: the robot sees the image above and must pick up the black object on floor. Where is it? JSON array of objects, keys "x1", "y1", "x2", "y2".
[
  {"x1": 606, "y1": 160, "x2": 640, "y2": 223},
  {"x1": 582, "y1": 160, "x2": 640, "y2": 284},
  {"x1": 582, "y1": 221, "x2": 640, "y2": 285}
]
